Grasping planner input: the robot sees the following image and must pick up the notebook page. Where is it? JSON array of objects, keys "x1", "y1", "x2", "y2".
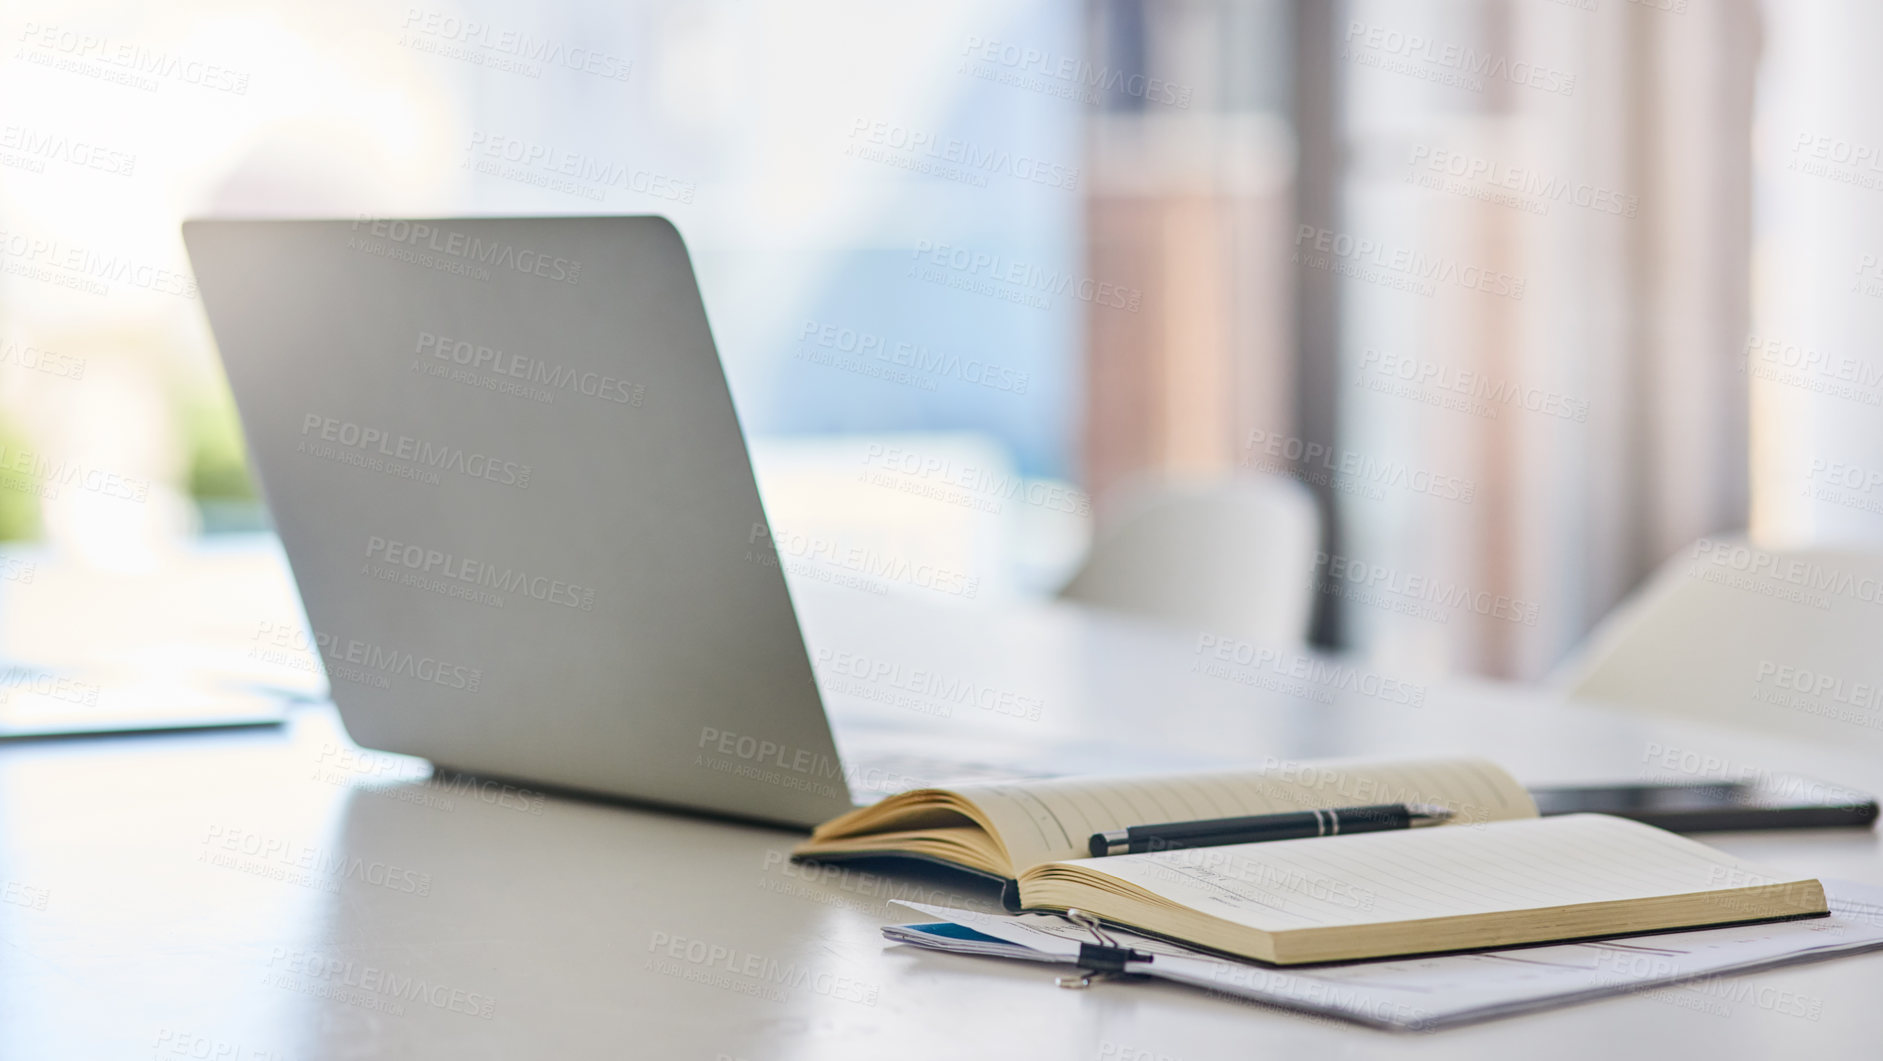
[
  {"x1": 1072, "y1": 813, "x2": 1820, "y2": 933},
  {"x1": 951, "y1": 756, "x2": 1536, "y2": 870}
]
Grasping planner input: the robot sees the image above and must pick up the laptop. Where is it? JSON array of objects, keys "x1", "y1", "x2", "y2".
[{"x1": 184, "y1": 215, "x2": 1020, "y2": 828}]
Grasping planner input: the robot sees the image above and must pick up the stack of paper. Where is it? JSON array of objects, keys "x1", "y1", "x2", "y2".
[{"x1": 885, "y1": 880, "x2": 1883, "y2": 1030}]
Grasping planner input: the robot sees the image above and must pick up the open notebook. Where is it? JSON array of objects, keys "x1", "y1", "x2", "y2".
[{"x1": 794, "y1": 757, "x2": 1827, "y2": 964}]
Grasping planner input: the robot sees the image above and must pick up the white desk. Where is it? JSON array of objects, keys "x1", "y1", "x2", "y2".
[{"x1": 2, "y1": 578, "x2": 1881, "y2": 1059}]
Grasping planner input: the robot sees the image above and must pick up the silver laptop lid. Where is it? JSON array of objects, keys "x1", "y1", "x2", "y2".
[{"x1": 184, "y1": 216, "x2": 853, "y2": 827}]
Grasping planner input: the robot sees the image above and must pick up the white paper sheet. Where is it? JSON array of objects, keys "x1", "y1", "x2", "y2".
[{"x1": 888, "y1": 879, "x2": 1883, "y2": 1030}]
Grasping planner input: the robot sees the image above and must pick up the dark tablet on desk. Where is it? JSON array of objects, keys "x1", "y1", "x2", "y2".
[{"x1": 1531, "y1": 776, "x2": 1879, "y2": 832}]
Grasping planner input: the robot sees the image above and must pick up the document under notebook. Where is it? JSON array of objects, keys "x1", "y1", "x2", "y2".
[{"x1": 793, "y1": 756, "x2": 1828, "y2": 964}]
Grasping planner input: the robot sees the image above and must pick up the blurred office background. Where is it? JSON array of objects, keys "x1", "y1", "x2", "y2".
[{"x1": 0, "y1": 0, "x2": 1877, "y2": 683}]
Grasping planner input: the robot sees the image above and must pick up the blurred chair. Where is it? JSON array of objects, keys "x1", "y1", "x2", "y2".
[
  {"x1": 745, "y1": 427, "x2": 1046, "y2": 603},
  {"x1": 1552, "y1": 535, "x2": 1883, "y2": 751},
  {"x1": 1057, "y1": 475, "x2": 1320, "y2": 645}
]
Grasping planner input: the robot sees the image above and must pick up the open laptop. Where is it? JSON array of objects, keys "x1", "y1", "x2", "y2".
[{"x1": 185, "y1": 215, "x2": 1033, "y2": 828}]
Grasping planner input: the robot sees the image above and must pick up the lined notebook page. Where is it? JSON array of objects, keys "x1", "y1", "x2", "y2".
[
  {"x1": 1072, "y1": 813, "x2": 1820, "y2": 932},
  {"x1": 952, "y1": 757, "x2": 1536, "y2": 870}
]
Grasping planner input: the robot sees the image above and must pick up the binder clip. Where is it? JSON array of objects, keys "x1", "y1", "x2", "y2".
[{"x1": 1054, "y1": 909, "x2": 1154, "y2": 989}]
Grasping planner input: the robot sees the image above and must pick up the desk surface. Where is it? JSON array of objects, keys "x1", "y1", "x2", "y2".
[{"x1": 3, "y1": 577, "x2": 1882, "y2": 1059}]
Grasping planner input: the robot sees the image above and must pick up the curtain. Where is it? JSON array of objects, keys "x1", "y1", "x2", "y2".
[{"x1": 1081, "y1": 0, "x2": 1761, "y2": 680}]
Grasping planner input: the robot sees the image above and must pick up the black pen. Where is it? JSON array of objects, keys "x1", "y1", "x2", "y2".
[{"x1": 1087, "y1": 803, "x2": 1453, "y2": 857}]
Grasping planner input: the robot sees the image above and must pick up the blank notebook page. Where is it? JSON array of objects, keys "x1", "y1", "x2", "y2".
[
  {"x1": 1070, "y1": 813, "x2": 1819, "y2": 932},
  {"x1": 954, "y1": 757, "x2": 1537, "y2": 869}
]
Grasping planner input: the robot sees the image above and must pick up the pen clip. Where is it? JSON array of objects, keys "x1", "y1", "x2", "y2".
[{"x1": 1054, "y1": 909, "x2": 1153, "y2": 989}]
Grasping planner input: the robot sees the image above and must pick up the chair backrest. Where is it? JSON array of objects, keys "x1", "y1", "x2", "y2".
[
  {"x1": 1058, "y1": 475, "x2": 1321, "y2": 646},
  {"x1": 1555, "y1": 536, "x2": 1883, "y2": 751},
  {"x1": 749, "y1": 432, "x2": 1024, "y2": 602}
]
